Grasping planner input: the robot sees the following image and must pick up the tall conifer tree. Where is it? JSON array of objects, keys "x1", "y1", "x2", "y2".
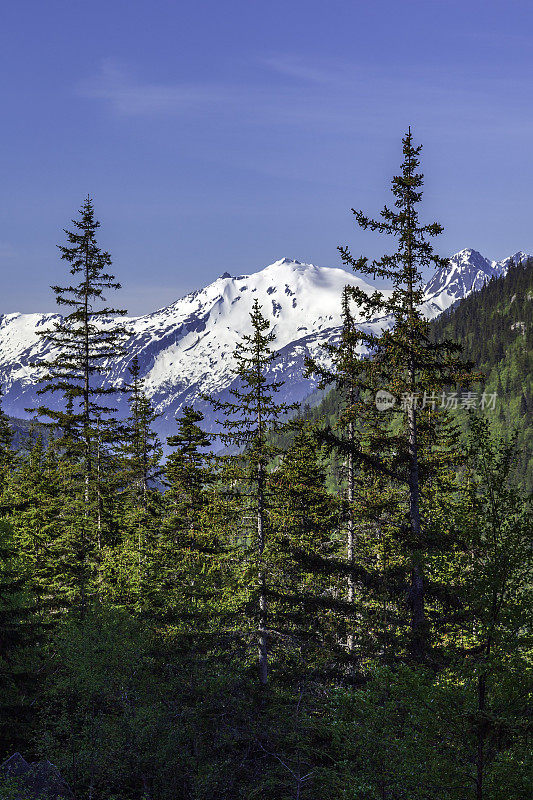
[
  {"x1": 119, "y1": 356, "x2": 162, "y2": 508},
  {"x1": 450, "y1": 418, "x2": 532, "y2": 800},
  {"x1": 306, "y1": 287, "x2": 362, "y2": 653},
  {"x1": 102, "y1": 356, "x2": 162, "y2": 605},
  {"x1": 34, "y1": 196, "x2": 129, "y2": 509},
  {"x1": 207, "y1": 299, "x2": 296, "y2": 686},
  {"x1": 0, "y1": 388, "x2": 13, "y2": 497},
  {"x1": 313, "y1": 131, "x2": 475, "y2": 662},
  {"x1": 268, "y1": 423, "x2": 340, "y2": 678},
  {"x1": 151, "y1": 407, "x2": 217, "y2": 623}
]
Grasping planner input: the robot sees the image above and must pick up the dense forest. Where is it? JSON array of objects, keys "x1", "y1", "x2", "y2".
[
  {"x1": 430, "y1": 257, "x2": 533, "y2": 489},
  {"x1": 0, "y1": 134, "x2": 531, "y2": 800},
  {"x1": 302, "y1": 256, "x2": 533, "y2": 492}
]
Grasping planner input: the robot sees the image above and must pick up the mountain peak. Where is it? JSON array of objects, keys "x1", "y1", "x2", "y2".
[
  {"x1": 0, "y1": 247, "x2": 529, "y2": 445},
  {"x1": 494, "y1": 251, "x2": 528, "y2": 269},
  {"x1": 455, "y1": 247, "x2": 483, "y2": 256},
  {"x1": 272, "y1": 257, "x2": 303, "y2": 267},
  {"x1": 424, "y1": 247, "x2": 531, "y2": 313},
  {"x1": 450, "y1": 248, "x2": 491, "y2": 270}
]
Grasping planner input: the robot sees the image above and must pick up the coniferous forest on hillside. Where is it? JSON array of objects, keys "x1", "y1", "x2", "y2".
[
  {"x1": 299, "y1": 256, "x2": 533, "y2": 493},
  {"x1": 0, "y1": 134, "x2": 531, "y2": 800}
]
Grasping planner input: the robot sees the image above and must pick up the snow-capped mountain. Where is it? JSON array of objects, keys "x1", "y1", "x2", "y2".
[
  {"x1": 0, "y1": 249, "x2": 528, "y2": 443},
  {"x1": 423, "y1": 248, "x2": 528, "y2": 315}
]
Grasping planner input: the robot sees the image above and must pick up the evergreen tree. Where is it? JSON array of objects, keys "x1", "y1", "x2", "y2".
[
  {"x1": 101, "y1": 357, "x2": 163, "y2": 607},
  {"x1": 0, "y1": 394, "x2": 38, "y2": 754},
  {"x1": 33, "y1": 196, "x2": 129, "y2": 511},
  {"x1": 27, "y1": 198, "x2": 130, "y2": 608},
  {"x1": 305, "y1": 286, "x2": 368, "y2": 655},
  {"x1": 9, "y1": 434, "x2": 93, "y2": 615},
  {"x1": 150, "y1": 406, "x2": 215, "y2": 621},
  {"x1": 0, "y1": 388, "x2": 12, "y2": 466},
  {"x1": 207, "y1": 299, "x2": 296, "y2": 686},
  {"x1": 119, "y1": 356, "x2": 162, "y2": 508},
  {"x1": 450, "y1": 418, "x2": 532, "y2": 800},
  {"x1": 0, "y1": 519, "x2": 38, "y2": 756},
  {"x1": 268, "y1": 423, "x2": 340, "y2": 679},
  {"x1": 0, "y1": 386, "x2": 16, "y2": 490},
  {"x1": 164, "y1": 405, "x2": 211, "y2": 528},
  {"x1": 313, "y1": 130, "x2": 476, "y2": 662}
]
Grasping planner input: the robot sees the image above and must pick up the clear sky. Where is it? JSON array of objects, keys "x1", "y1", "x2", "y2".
[{"x1": 2, "y1": 0, "x2": 533, "y2": 314}]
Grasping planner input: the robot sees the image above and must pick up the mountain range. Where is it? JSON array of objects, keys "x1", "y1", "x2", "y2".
[{"x1": 0, "y1": 248, "x2": 528, "y2": 443}]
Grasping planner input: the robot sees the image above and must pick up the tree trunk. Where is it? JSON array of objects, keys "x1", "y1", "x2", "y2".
[
  {"x1": 407, "y1": 402, "x2": 425, "y2": 660},
  {"x1": 405, "y1": 146, "x2": 426, "y2": 662},
  {"x1": 258, "y1": 458, "x2": 268, "y2": 686},
  {"x1": 346, "y1": 416, "x2": 355, "y2": 653},
  {"x1": 476, "y1": 672, "x2": 486, "y2": 800}
]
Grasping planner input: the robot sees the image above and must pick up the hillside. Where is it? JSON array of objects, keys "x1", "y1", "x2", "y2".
[
  {"x1": 306, "y1": 257, "x2": 533, "y2": 488},
  {"x1": 430, "y1": 256, "x2": 533, "y2": 487}
]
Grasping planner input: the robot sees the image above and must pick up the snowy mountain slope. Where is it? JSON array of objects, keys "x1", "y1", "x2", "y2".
[
  {"x1": 422, "y1": 248, "x2": 528, "y2": 315},
  {"x1": 1, "y1": 258, "x2": 391, "y2": 441},
  {"x1": 0, "y1": 250, "x2": 529, "y2": 442}
]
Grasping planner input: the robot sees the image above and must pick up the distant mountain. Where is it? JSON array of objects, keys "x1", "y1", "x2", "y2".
[
  {"x1": 422, "y1": 248, "x2": 528, "y2": 315},
  {"x1": 0, "y1": 249, "x2": 529, "y2": 443}
]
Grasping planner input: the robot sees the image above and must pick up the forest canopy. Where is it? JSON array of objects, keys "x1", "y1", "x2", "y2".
[{"x1": 0, "y1": 135, "x2": 531, "y2": 800}]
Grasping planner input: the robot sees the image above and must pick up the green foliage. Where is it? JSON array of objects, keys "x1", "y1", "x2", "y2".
[
  {"x1": 145, "y1": 405, "x2": 222, "y2": 625},
  {"x1": 308, "y1": 130, "x2": 476, "y2": 665},
  {"x1": 430, "y1": 256, "x2": 533, "y2": 489},
  {"x1": 0, "y1": 518, "x2": 40, "y2": 756},
  {"x1": 0, "y1": 141, "x2": 530, "y2": 800},
  {"x1": 33, "y1": 196, "x2": 128, "y2": 448},
  {"x1": 30, "y1": 196, "x2": 130, "y2": 590},
  {"x1": 205, "y1": 298, "x2": 298, "y2": 686},
  {"x1": 119, "y1": 356, "x2": 162, "y2": 505},
  {"x1": 0, "y1": 775, "x2": 35, "y2": 800},
  {"x1": 267, "y1": 423, "x2": 341, "y2": 680}
]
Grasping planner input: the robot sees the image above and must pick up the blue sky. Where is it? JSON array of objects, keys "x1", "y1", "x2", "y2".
[{"x1": 2, "y1": 0, "x2": 533, "y2": 314}]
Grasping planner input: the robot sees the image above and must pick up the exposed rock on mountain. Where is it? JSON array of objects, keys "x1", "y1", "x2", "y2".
[{"x1": 0, "y1": 250, "x2": 528, "y2": 442}]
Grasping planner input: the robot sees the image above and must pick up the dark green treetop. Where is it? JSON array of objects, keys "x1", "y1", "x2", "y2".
[
  {"x1": 33, "y1": 196, "x2": 129, "y2": 479},
  {"x1": 206, "y1": 299, "x2": 297, "y2": 686},
  {"x1": 310, "y1": 131, "x2": 476, "y2": 663}
]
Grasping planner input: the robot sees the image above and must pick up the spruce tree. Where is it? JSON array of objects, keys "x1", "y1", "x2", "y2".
[
  {"x1": 0, "y1": 388, "x2": 13, "y2": 497},
  {"x1": 20, "y1": 197, "x2": 131, "y2": 614},
  {"x1": 0, "y1": 394, "x2": 38, "y2": 753},
  {"x1": 9, "y1": 434, "x2": 92, "y2": 615},
  {"x1": 33, "y1": 196, "x2": 129, "y2": 510},
  {"x1": 451, "y1": 418, "x2": 532, "y2": 800},
  {"x1": 0, "y1": 518, "x2": 38, "y2": 755},
  {"x1": 207, "y1": 299, "x2": 296, "y2": 686},
  {"x1": 119, "y1": 356, "x2": 162, "y2": 508},
  {"x1": 268, "y1": 422, "x2": 340, "y2": 678},
  {"x1": 305, "y1": 287, "x2": 363, "y2": 654},
  {"x1": 97, "y1": 356, "x2": 163, "y2": 607},
  {"x1": 313, "y1": 130, "x2": 475, "y2": 662},
  {"x1": 151, "y1": 407, "x2": 216, "y2": 622},
  {"x1": 165, "y1": 406, "x2": 211, "y2": 523}
]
